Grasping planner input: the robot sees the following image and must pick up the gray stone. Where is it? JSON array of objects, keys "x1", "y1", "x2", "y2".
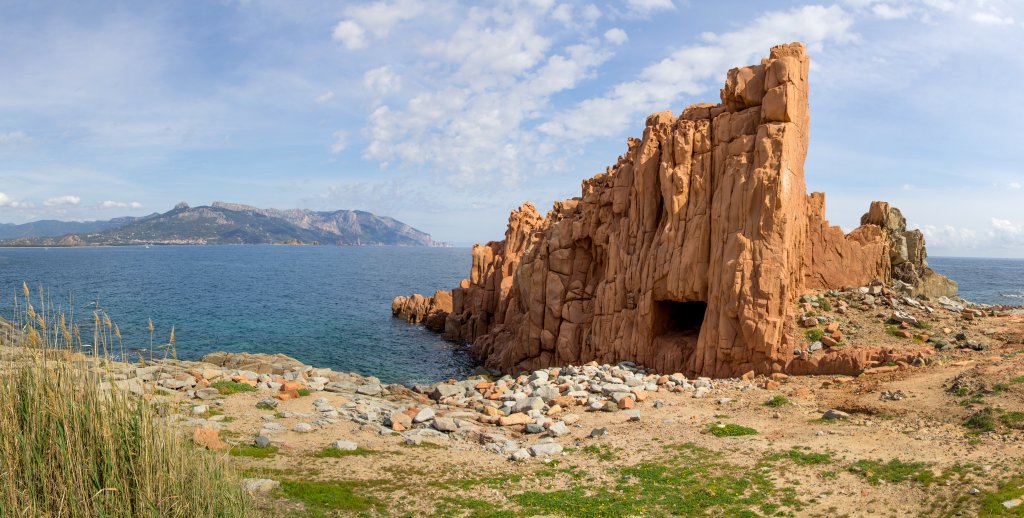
[
  {"x1": 692, "y1": 387, "x2": 710, "y2": 399},
  {"x1": 888, "y1": 311, "x2": 918, "y2": 327},
  {"x1": 510, "y1": 448, "x2": 531, "y2": 461},
  {"x1": 624, "y1": 410, "x2": 641, "y2": 422},
  {"x1": 191, "y1": 405, "x2": 208, "y2": 415},
  {"x1": 414, "y1": 407, "x2": 436, "y2": 423},
  {"x1": 653, "y1": 400, "x2": 664, "y2": 409},
  {"x1": 254, "y1": 436, "x2": 271, "y2": 448},
  {"x1": 821, "y1": 409, "x2": 850, "y2": 420},
  {"x1": 330, "y1": 440, "x2": 358, "y2": 451},
  {"x1": 515, "y1": 396, "x2": 545, "y2": 413},
  {"x1": 256, "y1": 398, "x2": 278, "y2": 410},
  {"x1": 600, "y1": 383, "x2": 631, "y2": 396},
  {"x1": 524, "y1": 423, "x2": 545, "y2": 434},
  {"x1": 589, "y1": 427, "x2": 608, "y2": 438},
  {"x1": 196, "y1": 388, "x2": 220, "y2": 400},
  {"x1": 293, "y1": 423, "x2": 315, "y2": 433},
  {"x1": 430, "y1": 384, "x2": 465, "y2": 401},
  {"x1": 433, "y1": 417, "x2": 458, "y2": 432},
  {"x1": 241, "y1": 478, "x2": 280, "y2": 495},
  {"x1": 1003, "y1": 499, "x2": 1021, "y2": 510},
  {"x1": 808, "y1": 341, "x2": 823, "y2": 352},
  {"x1": 533, "y1": 385, "x2": 560, "y2": 402},
  {"x1": 529, "y1": 441, "x2": 563, "y2": 457},
  {"x1": 548, "y1": 421, "x2": 569, "y2": 437},
  {"x1": 356, "y1": 384, "x2": 382, "y2": 396}
]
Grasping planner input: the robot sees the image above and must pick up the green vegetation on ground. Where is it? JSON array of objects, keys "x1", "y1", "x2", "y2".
[
  {"x1": 212, "y1": 380, "x2": 257, "y2": 395},
  {"x1": 708, "y1": 423, "x2": 758, "y2": 437}
]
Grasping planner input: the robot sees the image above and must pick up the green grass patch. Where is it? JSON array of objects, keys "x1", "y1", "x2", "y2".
[
  {"x1": 434, "y1": 496, "x2": 516, "y2": 518},
  {"x1": 211, "y1": 380, "x2": 257, "y2": 395},
  {"x1": 510, "y1": 459, "x2": 802, "y2": 517},
  {"x1": 277, "y1": 479, "x2": 384, "y2": 516},
  {"x1": 999, "y1": 411, "x2": 1024, "y2": 429},
  {"x1": 297, "y1": 388, "x2": 311, "y2": 397},
  {"x1": 820, "y1": 299, "x2": 833, "y2": 312},
  {"x1": 229, "y1": 444, "x2": 278, "y2": 458},
  {"x1": 430, "y1": 473, "x2": 524, "y2": 491},
  {"x1": 400, "y1": 441, "x2": 444, "y2": 449},
  {"x1": 1011, "y1": 375, "x2": 1024, "y2": 385},
  {"x1": 977, "y1": 475, "x2": 1024, "y2": 517},
  {"x1": 806, "y1": 329, "x2": 824, "y2": 342},
  {"x1": 768, "y1": 447, "x2": 833, "y2": 466},
  {"x1": 965, "y1": 407, "x2": 997, "y2": 433},
  {"x1": 765, "y1": 395, "x2": 790, "y2": 408},
  {"x1": 848, "y1": 459, "x2": 936, "y2": 486},
  {"x1": 581, "y1": 444, "x2": 619, "y2": 461},
  {"x1": 708, "y1": 423, "x2": 758, "y2": 437},
  {"x1": 312, "y1": 446, "x2": 374, "y2": 458}
]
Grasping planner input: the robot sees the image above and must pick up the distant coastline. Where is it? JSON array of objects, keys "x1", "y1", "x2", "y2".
[{"x1": 0, "y1": 201, "x2": 434, "y2": 247}]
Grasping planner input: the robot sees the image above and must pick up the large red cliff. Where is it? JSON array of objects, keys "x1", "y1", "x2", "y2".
[{"x1": 409, "y1": 42, "x2": 955, "y2": 378}]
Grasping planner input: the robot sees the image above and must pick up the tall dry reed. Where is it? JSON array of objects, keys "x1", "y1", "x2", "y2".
[{"x1": 0, "y1": 285, "x2": 249, "y2": 517}]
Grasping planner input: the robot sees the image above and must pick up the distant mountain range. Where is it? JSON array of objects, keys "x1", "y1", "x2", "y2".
[{"x1": 0, "y1": 202, "x2": 433, "y2": 246}]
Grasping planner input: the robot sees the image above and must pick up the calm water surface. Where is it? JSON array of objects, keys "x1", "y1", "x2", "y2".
[{"x1": 0, "y1": 246, "x2": 472, "y2": 385}]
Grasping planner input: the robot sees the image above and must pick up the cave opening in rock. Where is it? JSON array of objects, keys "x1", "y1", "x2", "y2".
[{"x1": 652, "y1": 300, "x2": 707, "y2": 338}]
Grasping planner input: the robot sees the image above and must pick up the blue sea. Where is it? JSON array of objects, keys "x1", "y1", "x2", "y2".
[
  {"x1": 0, "y1": 246, "x2": 472, "y2": 386},
  {"x1": 927, "y1": 256, "x2": 1024, "y2": 306},
  {"x1": 0, "y1": 247, "x2": 1018, "y2": 385}
]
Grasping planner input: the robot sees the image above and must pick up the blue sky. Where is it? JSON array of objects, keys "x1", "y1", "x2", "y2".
[{"x1": 1, "y1": 0, "x2": 1022, "y2": 256}]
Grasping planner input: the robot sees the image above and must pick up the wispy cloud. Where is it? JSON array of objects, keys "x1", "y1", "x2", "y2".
[
  {"x1": 0, "y1": 192, "x2": 32, "y2": 209},
  {"x1": 43, "y1": 195, "x2": 81, "y2": 207},
  {"x1": 98, "y1": 200, "x2": 142, "y2": 209},
  {"x1": 0, "y1": 131, "x2": 31, "y2": 146}
]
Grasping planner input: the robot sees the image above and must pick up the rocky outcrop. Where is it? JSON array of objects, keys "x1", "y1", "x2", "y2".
[
  {"x1": 859, "y1": 201, "x2": 957, "y2": 299},
  {"x1": 392, "y1": 291, "x2": 453, "y2": 332},
  {"x1": 429, "y1": 42, "x2": 954, "y2": 378}
]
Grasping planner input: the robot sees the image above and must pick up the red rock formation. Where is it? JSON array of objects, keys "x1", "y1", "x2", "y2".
[
  {"x1": 436, "y1": 42, "x2": 954, "y2": 378},
  {"x1": 392, "y1": 290, "x2": 453, "y2": 332}
]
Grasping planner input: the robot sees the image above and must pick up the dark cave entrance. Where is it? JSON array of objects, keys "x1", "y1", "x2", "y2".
[
  {"x1": 651, "y1": 300, "x2": 707, "y2": 370},
  {"x1": 652, "y1": 300, "x2": 707, "y2": 337}
]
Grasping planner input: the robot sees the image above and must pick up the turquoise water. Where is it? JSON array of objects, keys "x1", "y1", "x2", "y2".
[
  {"x1": 0, "y1": 246, "x2": 472, "y2": 385},
  {"x1": 0, "y1": 247, "x2": 1017, "y2": 384}
]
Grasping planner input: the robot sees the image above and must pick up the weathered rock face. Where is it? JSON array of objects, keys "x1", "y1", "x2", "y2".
[
  {"x1": 859, "y1": 201, "x2": 957, "y2": 299},
  {"x1": 437, "y1": 42, "x2": 954, "y2": 378},
  {"x1": 392, "y1": 290, "x2": 453, "y2": 331}
]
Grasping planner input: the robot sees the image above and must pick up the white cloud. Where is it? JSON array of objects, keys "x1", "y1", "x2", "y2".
[
  {"x1": 921, "y1": 217, "x2": 1024, "y2": 251},
  {"x1": 362, "y1": 66, "x2": 400, "y2": 95},
  {"x1": 539, "y1": 5, "x2": 855, "y2": 141},
  {"x1": 315, "y1": 91, "x2": 335, "y2": 103},
  {"x1": 625, "y1": 0, "x2": 675, "y2": 16},
  {"x1": 329, "y1": 130, "x2": 348, "y2": 153},
  {"x1": 604, "y1": 27, "x2": 628, "y2": 45},
  {"x1": 43, "y1": 195, "x2": 81, "y2": 207},
  {"x1": 361, "y1": 1, "x2": 616, "y2": 184},
  {"x1": 0, "y1": 131, "x2": 31, "y2": 146},
  {"x1": 872, "y1": 3, "x2": 912, "y2": 19},
  {"x1": 332, "y1": 20, "x2": 367, "y2": 49},
  {"x1": 991, "y1": 217, "x2": 1023, "y2": 236},
  {"x1": 99, "y1": 200, "x2": 142, "y2": 209},
  {"x1": 552, "y1": 4, "x2": 573, "y2": 25},
  {"x1": 332, "y1": 0, "x2": 428, "y2": 50},
  {"x1": 1010, "y1": 182, "x2": 1022, "y2": 189},
  {"x1": 970, "y1": 11, "x2": 1015, "y2": 25},
  {"x1": 0, "y1": 192, "x2": 28, "y2": 208}
]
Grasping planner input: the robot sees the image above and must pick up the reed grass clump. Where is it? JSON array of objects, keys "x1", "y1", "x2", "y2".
[{"x1": 0, "y1": 285, "x2": 249, "y2": 517}]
